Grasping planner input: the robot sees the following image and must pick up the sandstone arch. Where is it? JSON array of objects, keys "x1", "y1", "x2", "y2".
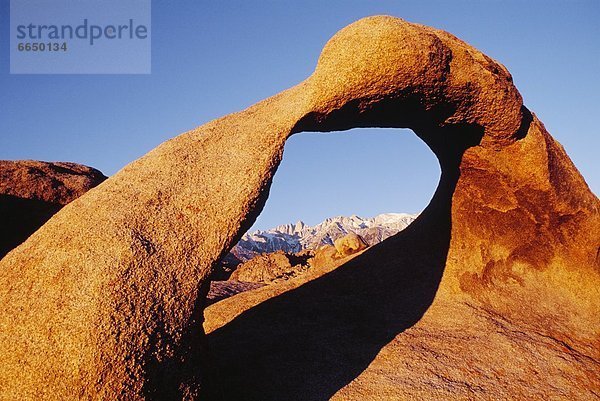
[{"x1": 0, "y1": 16, "x2": 598, "y2": 400}]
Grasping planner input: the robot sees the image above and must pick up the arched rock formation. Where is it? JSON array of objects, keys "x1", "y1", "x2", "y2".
[{"x1": 0, "y1": 16, "x2": 598, "y2": 400}]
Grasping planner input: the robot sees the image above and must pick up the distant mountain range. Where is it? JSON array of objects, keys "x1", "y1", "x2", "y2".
[{"x1": 228, "y1": 213, "x2": 418, "y2": 263}]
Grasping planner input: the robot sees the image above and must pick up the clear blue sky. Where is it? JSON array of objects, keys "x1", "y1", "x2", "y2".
[{"x1": 1, "y1": 1, "x2": 598, "y2": 230}]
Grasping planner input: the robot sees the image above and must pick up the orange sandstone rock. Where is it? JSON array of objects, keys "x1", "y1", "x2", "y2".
[
  {"x1": 333, "y1": 232, "x2": 368, "y2": 257},
  {"x1": 229, "y1": 250, "x2": 310, "y2": 283}
]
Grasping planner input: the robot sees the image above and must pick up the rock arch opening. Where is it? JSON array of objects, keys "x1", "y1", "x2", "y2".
[
  {"x1": 210, "y1": 127, "x2": 441, "y2": 286},
  {"x1": 200, "y1": 121, "x2": 485, "y2": 399}
]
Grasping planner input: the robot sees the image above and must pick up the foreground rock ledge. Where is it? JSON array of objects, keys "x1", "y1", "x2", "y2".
[{"x1": 0, "y1": 16, "x2": 598, "y2": 400}]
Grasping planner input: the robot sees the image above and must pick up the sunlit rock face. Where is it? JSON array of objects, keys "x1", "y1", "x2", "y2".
[
  {"x1": 333, "y1": 232, "x2": 368, "y2": 257},
  {"x1": 0, "y1": 16, "x2": 598, "y2": 400},
  {"x1": 229, "y1": 250, "x2": 311, "y2": 283}
]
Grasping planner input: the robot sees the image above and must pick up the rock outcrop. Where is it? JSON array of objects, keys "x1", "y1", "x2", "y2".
[
  {"x1": 229, "y1": 250, "x2": 311, "y2": 283},
  {"x1": 0, "y1": 16, "x2": 598, "y2": 400},
  {"x1": 333, "y1": 232, "x2": 368, "y2": 257},
  {"x1": 0, "y1": 160, "x2": 107, "y2": 258},
  {"x1": 310, "y1": 244, "x2": 341, "y2": 268}
]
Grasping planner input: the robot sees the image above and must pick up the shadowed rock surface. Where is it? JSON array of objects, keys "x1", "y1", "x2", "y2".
[
  {"x1": 0, "y1": 160, "x2": 107, "y2": 259},
  {"x1": 0, "y1": 16, "x2": 598, "y2": 400}
]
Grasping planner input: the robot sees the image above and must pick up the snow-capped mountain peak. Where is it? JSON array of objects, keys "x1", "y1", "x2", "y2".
[{"x1": 231, "y1": 212, "x2": 418, "y2": 262}]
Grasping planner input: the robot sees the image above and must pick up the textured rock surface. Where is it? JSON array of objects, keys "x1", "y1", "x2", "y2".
[
  {"x1": 310, "y1": 244, "x2": 342, "y2": 268},
  {"x1": 0, "y1": 160, "x2": 107, "y2": 258},
  {"x1": 229, "y1": 250, "x2": 311, "y2": 283},
  {"x1": 333, "y1": 232, "x2": 368, "y2": 257},
  {"x1": 0, "y1": 16, "x2": 599, "y2": 400},
  {"x1": 206, "y1": 281, "x2": 265, "y2": 306}
]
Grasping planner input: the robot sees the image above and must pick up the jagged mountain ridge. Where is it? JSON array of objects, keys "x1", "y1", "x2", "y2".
[{"x1": 230, "y1": 213, "x2": 418, "y2": 262}]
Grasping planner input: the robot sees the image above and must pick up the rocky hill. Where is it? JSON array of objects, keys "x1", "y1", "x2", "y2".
[{"x1": 229, "y1": 250, "x2": 312, "y2": 283}]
